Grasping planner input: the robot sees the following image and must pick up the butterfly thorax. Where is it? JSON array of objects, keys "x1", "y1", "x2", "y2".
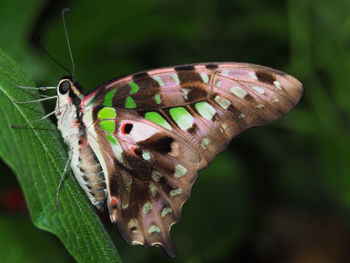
[{"x1": 55, "y1": 78, "x2": 107, "y2": 208}]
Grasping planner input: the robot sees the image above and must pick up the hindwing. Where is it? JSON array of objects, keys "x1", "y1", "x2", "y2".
[{"x1": 84, "y1": 109, "x2": 200, "y2": 256}]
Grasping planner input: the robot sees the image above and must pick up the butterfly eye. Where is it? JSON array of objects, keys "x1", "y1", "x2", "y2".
[{"x1": 58, "y1": 80, "x2": 71, "y2": 94}]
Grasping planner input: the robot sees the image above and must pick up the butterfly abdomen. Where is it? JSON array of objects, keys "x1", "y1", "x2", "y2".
[
  {"x1": 75, "y1": 143, "x2": 106, "y2": 207},
  {"x1": 64, "y1": 128, "x2": 107, "y2": 208}
]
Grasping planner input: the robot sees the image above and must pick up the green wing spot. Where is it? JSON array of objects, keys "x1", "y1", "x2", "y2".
[
  {"x1": 98, "y1": 107, "x2": 116, "y2": 119},
  {"x1": 154, "y1": 94, "x2": 161, "y2": 104},
  {"x1": 195, "y1": 101, "x2": 217, "y2": 120},
  {"x1": 125, "y1": 96, "x2": 137, "y2": 108},
  {"x1": 99, "y1": 120, "x2": 115, "y2": 133},
  {"x1": 148, "y1": 224, "x2": 161, "y2": 234},
  {"x1": 169, "y1": 107, "x2": 194, "y2": 130},
  {"x1": 170, "y1": 188, "x2": 182, "y2": 197},
  {"x1": 143, "y1": 202, "x2": 152, "y2": 214},
  {"x1": 106, "y1": 134, "x2": 117, "y2": 144},
  {"x1": 129, "y1": 81, "x2": 140, "y2": 94},
  {"x1": 145, "y1": 112, "x2": 172, "y2": 130},
  {"x1": 161, "y1": 207, "x2": 173, "y2": 217},
  {"x1": 104, "y1": 89, "x2": 116, "y2": 106}
]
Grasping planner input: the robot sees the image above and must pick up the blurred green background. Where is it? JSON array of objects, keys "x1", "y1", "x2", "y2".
[{"x1": 1, "y1": 0, "x2": 350, "y2": 262}]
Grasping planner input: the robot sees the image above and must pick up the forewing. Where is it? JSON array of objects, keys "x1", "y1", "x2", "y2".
[{"x1": 84, "y1": 63, "x2": 302, "y2": 169}]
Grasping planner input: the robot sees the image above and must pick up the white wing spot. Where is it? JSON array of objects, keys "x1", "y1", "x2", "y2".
[
  {"x1": 149, "y1": 182, "x2": 158, "y2": 197},
  {"x1": 148, "y1": 224, "x2": 161, "y2": 234},
  {"x1": 142, "y1": 151, "x2": 153, "y2": 162},
  {"x1": 170, "y1": 188, "x2": 182, "y2": 197},
  {"x1": 161, "y1": 207, "x2": 173, "y2": 217},
  {"x1": 252, "y1": 86, "x2": 265, "y2": 94},
  {"x1": 221, "y1": 70, "x2": 229, "y2": 76},
  {"x1": 181, "y1": 88, "x2": 190, "y2": 100},
  {"x1": 196, "y1": 102, "x2": 217, "y2": 120},
  {"x1": 216, "y1": 81, "x2": 221, "y2": 88},
  {"x1": 152, "y1": 171, "x2": 163, "y2": 182},
  {"x1": 231, "y1": 86, "x2": 248, "y2": 98},
  {"x1": 201, "y1": 137, "x2": 211, "y2": 150},
  {"x1": 172, "y1": 73, "x2": 180, "y2": 84},
  {"x1": 169, "y1": 142, "x2": 180, "y2": 157},
  {"x1": 203, "y1": 137, "x2": 210, "y2": 145},
  {"x1": 171, "y1": 107, "x2": 194, "y2": 130},
  {"x1": 175, "y1": 165, "x2": 187, "y2": 178},
  {"x1": 143, "y1": 201, "x2": 152, "y2": 214},
  {"x1": 249, "y1": 72, "x2": 258, "y2": 80},
  {"x1": 239, "y1": 113, "x2": 246, "y2": 119},
  {"x1": 273, "y1": 80, "x2": 282, "y2": 90},
  {"x1": 256, "y1": 104, "x2": 264, "y2": 109},
  {"x1": 215, "y1": 95, "x2": 231, "y2": 110},
  {"x1": 200, "y1": 72, "x2": 209, "y2": 83},
  {"x1": 129, "y1": 122, "x2": 159, "y2": 142},
  {"x1": 108, "y1": 135, "x2": 125, "y2": 165},
  {"x1": 273, "y1": 98, "x2": 279, "y2": 103},
  {"x1": 128, "y1": 218, "x2": 138, "y2": 232},
  {"x1": 153, "y1": 76, "x2": 164, "y2": 86}
]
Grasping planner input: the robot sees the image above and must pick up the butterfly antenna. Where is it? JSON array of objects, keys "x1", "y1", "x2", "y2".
[
  {"x1": 35, "y1": 38, "x2": 72, "y2": 75},
  {"x1": 62, "y1": 8, "x2": 75, "y2": 77}
]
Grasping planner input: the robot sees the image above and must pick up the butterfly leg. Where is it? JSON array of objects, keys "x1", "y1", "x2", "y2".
[
  {"x1": 56, "y1": 152, "x2": 72, "y2": 210},
  {"x1": 11, "y1": 109, "x2": 56, "y2": 128},
  {"x1": 14, "y1": 95, "x2": 57, "y2": 104},
  {"x1": 14, "y1": 84, "x2": 56, "y2": 91},
  {"x1": 14, "y1": 83, "x2": 57, "y2": 103},
  {"x1": 12, "y1": 84, "x2": 60, "y2": 128},
  {"x1": 14, "y1": 83, "x2": 56, "y2": 99}
]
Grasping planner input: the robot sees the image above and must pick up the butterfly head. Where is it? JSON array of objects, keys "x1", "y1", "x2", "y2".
[
  {"x1": 56, "y1": 76, "x2": 84, "y2": 123},
  {"x1": 55, "y1": 77, "x2": 85, "y2": 117}
]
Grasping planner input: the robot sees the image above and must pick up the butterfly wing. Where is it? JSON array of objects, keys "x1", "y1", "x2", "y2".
[
  {"x1": 83, "y1": 63, "x2": 303, "y2": 169},
  {"x1": 84, "y1": 110, "x2": 200, "y2": 256},
  {"x1": 82, "y1": 62, "x2": 303, "y2": 255}
]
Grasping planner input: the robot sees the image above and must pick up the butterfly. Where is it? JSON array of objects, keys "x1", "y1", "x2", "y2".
[{"x1": 28, "y1": 62, "x2": 301, "y2": 257}]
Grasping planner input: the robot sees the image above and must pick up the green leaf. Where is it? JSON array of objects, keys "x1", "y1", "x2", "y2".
[{"x1": 0, "y1": 49, "x2": 122, "y2": 262}]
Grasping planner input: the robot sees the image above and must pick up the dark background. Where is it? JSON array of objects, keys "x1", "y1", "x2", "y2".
[{"x1": 1, "y1": 0, "x2": 349, "y2": 262}]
